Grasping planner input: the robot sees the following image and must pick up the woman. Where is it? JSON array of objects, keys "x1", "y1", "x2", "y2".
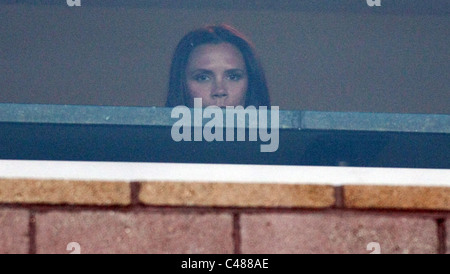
[{"x1": 166, "y1": 24, "x2": 270, "y2": 108}]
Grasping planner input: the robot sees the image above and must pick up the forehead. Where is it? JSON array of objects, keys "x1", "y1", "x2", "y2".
[{"x1": 187, "y1": 43, "x2": 246, "y2": 69}]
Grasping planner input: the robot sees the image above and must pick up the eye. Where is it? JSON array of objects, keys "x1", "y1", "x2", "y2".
[
  {"x1": 193, "y1": 74, "x2": 210, "y2": 82},
  {"x1": 227, "y1": 72, "x2": 244, "y2": 81}
]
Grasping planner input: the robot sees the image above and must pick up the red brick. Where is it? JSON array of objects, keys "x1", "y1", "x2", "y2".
[
  {"x1": 0, "y1": 208, "x2": 29, "y2": 254},
  {"x1": 35, "y1": 210, "x2": 233, "y2": 254},
  {"x1": 241, "y1": 212, "x2": 438, "y2": 254}
]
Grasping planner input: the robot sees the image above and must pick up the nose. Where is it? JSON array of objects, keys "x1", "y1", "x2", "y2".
[{"x1": 211, "y1": 79, "x2": 228, "y2": 99}]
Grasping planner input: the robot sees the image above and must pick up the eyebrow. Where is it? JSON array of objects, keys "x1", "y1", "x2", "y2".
[
  {"x1": 188, "y1": 69, "x2": 213, "y2": 75},
  {"x1": 188, "y1": 68, "x2": 246, "y2": 75},
  {"x1": 226, "y1": 69, "x2": 246, "y2": 74}
]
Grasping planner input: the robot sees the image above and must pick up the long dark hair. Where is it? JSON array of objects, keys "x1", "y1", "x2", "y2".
[{"x1": 165, "y1": 24, "x2": 270, "y2": 108}]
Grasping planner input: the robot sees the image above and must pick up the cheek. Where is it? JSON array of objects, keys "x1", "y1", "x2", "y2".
[
  {"x1": 232, "y1": 80, "x2": 248, "y2": 98},
  {"x1": 187, "y1": 81, "x2": 210, "y2": 97}
]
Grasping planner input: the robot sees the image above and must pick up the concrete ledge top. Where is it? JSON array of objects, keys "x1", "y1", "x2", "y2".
[
  {"x1": 1, "y1": 160, "x2": 449, "y2": 187},
  {"x1": 0, "y1": 103, "x2": 449, "y2": 133}
]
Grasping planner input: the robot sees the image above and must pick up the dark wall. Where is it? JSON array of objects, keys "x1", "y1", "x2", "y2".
[{"x1": 1, "y1": 1, "x2": 449, "y2": 114}]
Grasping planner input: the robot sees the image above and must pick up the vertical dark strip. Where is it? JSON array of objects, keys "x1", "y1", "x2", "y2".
[
  {"x1": 233, "y1": 213, "x2": 241, "y2": 254},
  {"x1": 334, "y1": 186, "x2": 344, "y2": 208},
  {"x1": 29, "y1": 210, "x2": 36, "y2": 254},
  {"x1": 130, "y1": 182, "x2": 141, "y2": 206},
  {"x1": 437, "y1": 218, "x2": 446, "y2": 254}
]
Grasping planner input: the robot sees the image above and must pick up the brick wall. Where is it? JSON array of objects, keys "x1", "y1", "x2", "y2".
[{"x1": 0, "y1": 178, "x2": 448, "y2": 254}]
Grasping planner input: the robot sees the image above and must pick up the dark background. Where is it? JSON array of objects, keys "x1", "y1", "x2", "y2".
[{"x1": 1, "y1": 0, "x2": 449, "y2": 114}]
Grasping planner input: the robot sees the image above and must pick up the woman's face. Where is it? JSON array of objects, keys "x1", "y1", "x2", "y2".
[{"x1": 185, "y1": 43, "x2": 248, "y2": 107}]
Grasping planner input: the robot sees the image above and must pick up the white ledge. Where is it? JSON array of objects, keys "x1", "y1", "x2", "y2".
[{"x1": 0, "y1": 160, "x2": 449, "y2": 187}]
